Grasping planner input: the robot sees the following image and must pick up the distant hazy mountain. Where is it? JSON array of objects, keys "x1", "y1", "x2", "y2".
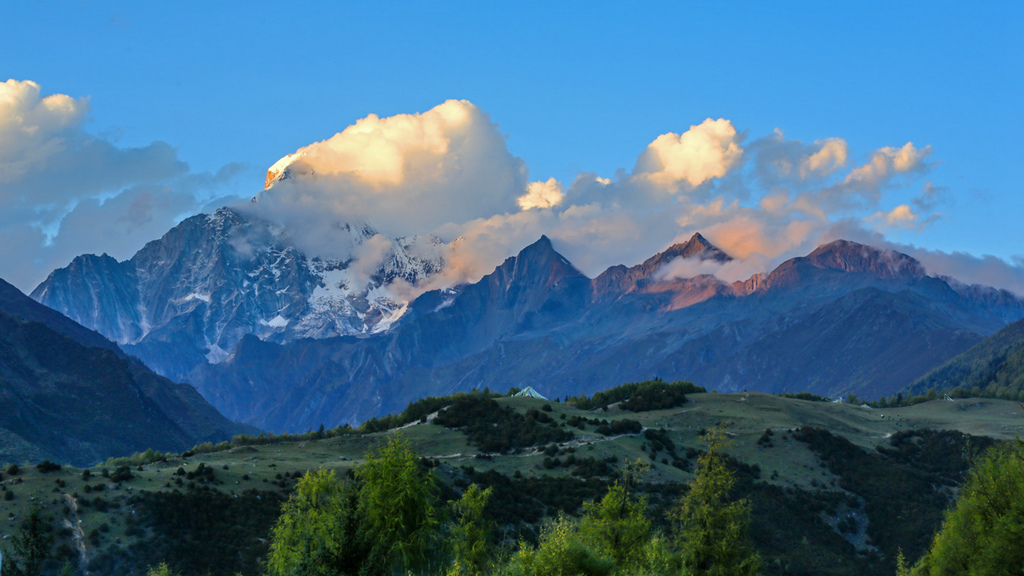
[
  {"x1": 33, "y1": 203, "x2": 1024, "y2": 432},
  {"x1": 906, "y1": 315, "x2": 1024, "y2": 400},
  {"x1": 180, "y1": 234, "x2": 1022, "y2": 432},
  {"x1": 0, "y1": 278, "x2": 253, "y2": 466}
]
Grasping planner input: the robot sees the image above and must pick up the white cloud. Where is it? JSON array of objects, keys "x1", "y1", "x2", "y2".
[
  {"x1": 266, "y1": 99, "x2": 474, "y2": 188},
  {"x1": 868, "y1": 204, "x2": 918, "y2": 229},
  {"x1": 254, "y1": 100, "x2": 526, "y2": 259},
  {"x1": 518, "y1": 178, "x2": 565, "y2": 210},
  {"x1": 800, "y1": 137, "x2": 848, "y2": 179},
  {"x1": 256, "y1": 103, "x2": 986, "y2": 296},
  {"x1": 0, "y1": 79, "x2": 89, "y2": 183},
  {"x1": 6, "y1": 86, "x2": 1015, "y2": 300},
  {"x1": 0, "y1": 79, "x2": 247, "y2": 291},
  {"x1": 845, "y1": 142, "x2": 930, "y2": 187},
  {"x1": 634, "y1": 118, "x2": 744, "y2": 189}
]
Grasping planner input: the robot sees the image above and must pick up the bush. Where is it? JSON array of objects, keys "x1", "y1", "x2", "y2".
[
  {"x1": 434, "y1": 395, "x2": 573, "y2": 452},
  {"x1": 595, "y1": 419, "x2": 642, "y2": 436},
  {"x1": 36, "y1": 460, "x2": 62, "y2": 473},
  {"x1": 110, "y1": 466, "x2": 133, "y2": 483},
  {"x1": 567, "y1": 379, "x2": 704, "y2": 411}
]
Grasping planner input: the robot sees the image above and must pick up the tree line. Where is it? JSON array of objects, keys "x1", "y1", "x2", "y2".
[{"x1": 263, "y1": 429, "x2": 759, "y2": 576}]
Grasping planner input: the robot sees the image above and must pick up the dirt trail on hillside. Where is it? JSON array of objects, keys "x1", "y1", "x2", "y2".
[{"x1": 62, "y1": 493, "x2": 89, "y2": 575}]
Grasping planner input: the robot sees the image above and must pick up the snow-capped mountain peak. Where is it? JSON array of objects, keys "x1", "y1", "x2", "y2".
[{"x1": 32, "y1": 207, "x2": 447, "y2": 382}]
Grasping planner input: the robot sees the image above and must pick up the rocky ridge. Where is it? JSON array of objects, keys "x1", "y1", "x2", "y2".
[{"x1": 33, "y1": 207, "x2": 444, "y2": 381}]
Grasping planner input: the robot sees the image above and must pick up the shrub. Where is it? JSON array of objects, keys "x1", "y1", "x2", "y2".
[{"x1": 36, "y1": 460, "x2": 62, "y2": 473}]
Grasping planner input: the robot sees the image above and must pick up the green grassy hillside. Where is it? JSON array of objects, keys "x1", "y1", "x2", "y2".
[
  {"x1": 0, "y1": 388, "x2": 1019, "y2": 575},
  {"x1": 906, "y1": 316, "x2": 1024, "y2": 401}
]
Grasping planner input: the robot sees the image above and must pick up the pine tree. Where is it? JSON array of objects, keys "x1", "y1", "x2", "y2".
[
  {"x1": 670, "y1": 427, "x2": 761, "y2": 576},
  {"x1": 447, "y1": 484, "x2": 494, "y2": 576},
  {"x1": 357, "y1": 434, "x2": 441, "y2": 574},
  {"x1": 11, "y1": 502, "x2": 53, "y2": 576},
  {"x1": 578, "y1": 460, "x2": 653, "y2": 568}
]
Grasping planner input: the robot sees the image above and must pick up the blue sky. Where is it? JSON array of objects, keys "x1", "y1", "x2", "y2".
[{"x1": 1, "y1": 1, "x2": 1022, "y2": 292}]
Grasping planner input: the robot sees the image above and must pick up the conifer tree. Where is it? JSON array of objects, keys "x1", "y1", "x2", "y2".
[
  {"x1": 357, "y1": 434, "x2": 441, "y2": 574},
  {"x1": 10, "y1": 502, "x2": 52, "y2": 576},
  {"x1": 670, "y1": 427, "x2": 761, "y2": 576},
  {"x1": 447, "y1": 484, "x2": 494, "y2": 576},
  {"x1": 578, "y1": 460, "x2": 653, "y2": 568}
]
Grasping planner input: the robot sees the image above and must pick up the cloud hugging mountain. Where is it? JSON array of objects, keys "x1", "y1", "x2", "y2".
[
  {"x1": 19, "y1": 94, "x2": 1024, "y2": 433},
  {"x1": 34, "y1": 213, "x2": 1024, "y2": 432},
  {"x1": 7, "y1": 84, "x2": 1024, "y2": 297}
]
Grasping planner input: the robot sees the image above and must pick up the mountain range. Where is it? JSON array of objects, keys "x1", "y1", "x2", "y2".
[
  {"x1": 32, "y1": 207, "x2": 444, "y2": 384},
  {"x1": 0, "y1": 278, "x2": 253, "y2": 466},
  {"x1": 32, "y1": 211, "x2": 1024, "y2": 432}
]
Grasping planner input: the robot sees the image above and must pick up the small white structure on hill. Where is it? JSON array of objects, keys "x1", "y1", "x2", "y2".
[{"x1": 513, "y1": 386, "x2": 548, "y2": 400}]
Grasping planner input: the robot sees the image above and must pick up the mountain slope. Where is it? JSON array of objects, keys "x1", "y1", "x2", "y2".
[
  {"x1": 184, "y1": 236, "x2": 1024, "y2": 431},
  {"x1": 0, "y1": 279, "x2": 254, "y2": 466},
  {"x1": 32, "y1": 207, "x2": 444, "y2": 382},
  {"x1": 0, "y1": 277, "x2": 120, "y2": 353},
  {"x1": 0, "y1": 388, "x2": 1017, "y2": 576},
  {"x1": 32, "y1": 207, "x2": 1024, "y2": 432},
  {"x1": 906, "y1": 315, "x2": 1024, "y2": 400}
]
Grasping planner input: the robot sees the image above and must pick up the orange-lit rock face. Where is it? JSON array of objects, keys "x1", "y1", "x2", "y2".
[{"x1": 264, "y1": 169, "x2": 279, "y2": 190}]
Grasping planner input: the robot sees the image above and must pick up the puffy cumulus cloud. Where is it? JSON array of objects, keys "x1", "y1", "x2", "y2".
[
  {"x1": 518, "y1": 178, "x2": 565, "y2": 210},
  {"x1": 267, "y1": 100, "x2": 474, "y2": 188},
  {"x1": 273, "y1": 108, "x2": 967, "y2": 296},
  {"x1": 244, "y1": 103, "x2": 969, "y2": 299},
  {"x1": 0, "y1": 80, "x2": 89, "y2": 182},
  {"x1": 409, "y1": 120, "x2": 969, "y2": 295},
  {"x1": 634, "y1": 118, "x2": 744, "y2": 189},
  {"x1": 801, "y1": 138, "x2": 848, "y2": 179},
  {"x1": 256, "y1": 99, "x2": 526, "y2": 255},
  {"x1": 845, "y1": 142, "x2": 930, "y2": 187},
  {"x1": 868, "y1": 204, "x2": 918, "y2": 230},
  {"x1": 748, "y1": 131, "x2": 847, "y2": 189},
  {"x1": 0, "y1": 80, "x2": 247, "y2": 291}
]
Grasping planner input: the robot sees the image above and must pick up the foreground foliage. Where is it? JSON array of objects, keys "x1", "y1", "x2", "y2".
[
  {"x1": 671, "y1": 429, "x2": 761, "y2": 576},
  {"x1": 266, "y1": 430, "x2": 760, "y2": 576},
  {"x1": 2, "y1": 385, "x2": 1014, "y2": 575},
  {"x1": 267, "y1": 436, "x2": 442, "y2": 575},
  {"x1": 910, "y1": 439, "x2": 1024, "y2": 575}
]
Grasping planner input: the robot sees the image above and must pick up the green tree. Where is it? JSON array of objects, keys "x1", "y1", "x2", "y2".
[
  {"x1": 502, "y1": 515, "x2": 614, "y2": 576},
  {"x1": 910, "y1": 439, "x2": 1024, "y2": 576},
  {"x1": 578, "y1": 460, "x2": 654, "y2": 569},
  {"x1": 10, "y1": 501, "x2": 53, "y2": 576},
  {"x1": 146, "y1": 563, "x2": 178, "y2": 576},
  {"x1": 670, "y1": 428, "x2": 761, "y2": 576},
  {"x1": 357, "y1": 434, "x2": 442, "y2": 574},
  {"x1": 266, "y1": 469, "x2": 362, "y2": 576},
  {"x1": 447, "y1": 484, "x2": 494, "y2": 576}
]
